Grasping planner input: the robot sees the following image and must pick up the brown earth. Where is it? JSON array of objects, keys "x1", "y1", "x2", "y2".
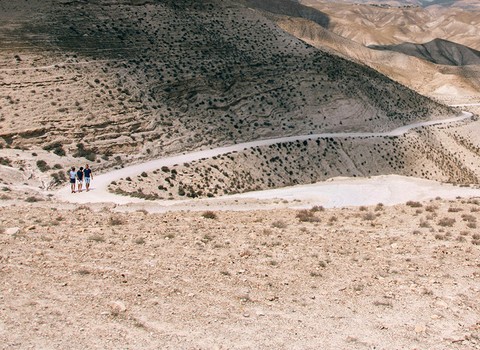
[{"x1": 1, "y1": 198, "x2": 480, "y2": 349}]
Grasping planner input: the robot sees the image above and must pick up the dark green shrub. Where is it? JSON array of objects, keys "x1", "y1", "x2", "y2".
[{"x1": 36, "y1": 160, "x2": 50, "y2": 172}]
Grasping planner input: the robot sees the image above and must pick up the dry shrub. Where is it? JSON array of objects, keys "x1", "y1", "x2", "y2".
[
  {"x1": 310, "y1": 205, "x2": 325, "y2": 212},
  {"x1": 25, "y1": 196, "x2": 42, "y2": 203},
  {"x1": 461, "y1": 214, "x2": 476, "y2": 223},
  {"x1": 271, "y1": 220, "x2": 287, "y2": 229},
  {"x1": 419, "y1": 220, "x2": 430, "y2": 228},
  {"x1": 109, "y1": 216, "x2": 124, "y2": 226},
  {"x1": 375, "y1": 203, "x2": 384, "y2": 211},
  {"x1": 448, "y1": 207, "x2": 463, "y2": 213},
  {"x1": 362, "y1": 212, "x2": 376, "y2": 221},
  {"x1": 296, "y1": 210, "x2": 320, "y2": 222},
  {"x1": 201, "y1": 211, "x2": 217, "y2": 220},
  {"x1": 437, "y1": 217, "x2": 455, "y2": 227},
  {"x1": 328, "y1": 215, "x2": 338, "y2": 223},
  {"x1": 406, "y1": 201, "x2": 422, "y2": 208}
]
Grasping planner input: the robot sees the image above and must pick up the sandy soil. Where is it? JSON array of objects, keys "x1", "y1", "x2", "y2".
[{"x1": 1, "y1": 198, "x2": 479, "y2": 349}]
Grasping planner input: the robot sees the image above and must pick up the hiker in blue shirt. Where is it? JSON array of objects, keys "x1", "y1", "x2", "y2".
[{"x1": 83, "y1": 164, "x2": 93, "y2": 192}]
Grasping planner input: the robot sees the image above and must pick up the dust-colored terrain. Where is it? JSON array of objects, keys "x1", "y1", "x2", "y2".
[
  {"x1": 300, "y1": 0, "x2": 480, "y2": 49},
  {"x1": 0, "y1": 0, "x2": 450, "y2": 163},
  {"x1": 1, "y1": 199, "x2": 480, "y2": 349},
  {"x1": 1, "y1": 1, "x2": 480, "y2": 348}
]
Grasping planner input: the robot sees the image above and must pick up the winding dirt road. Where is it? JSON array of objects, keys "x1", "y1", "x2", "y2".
[{"x1": 56, "y1": 112, "x2": 480, "y2": 209}]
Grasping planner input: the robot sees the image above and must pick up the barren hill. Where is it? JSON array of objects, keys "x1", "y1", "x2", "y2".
[
  {"x1": 300, "y1": 0, "x2": 480, "y2": 50},
  {"x1": 370, "y1": 38, "x2": 480, "y2": 66},
  {"x1": 0, "y1": 0, "x2": 451, "y2": 163},
  {"x1": 275, "y1": 16, "x2": 480, "y2": 100}
]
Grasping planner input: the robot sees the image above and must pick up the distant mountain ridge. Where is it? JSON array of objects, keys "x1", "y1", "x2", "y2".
[
  {"x1": 369, "y1": 38, "x2": 480, "y2": 66},
  {"x1": 299, "y1": 0, "x2": 480, "y2": 50},
  {"x1": 314, "y1": 0, "x2": 480, "y2": 9}
]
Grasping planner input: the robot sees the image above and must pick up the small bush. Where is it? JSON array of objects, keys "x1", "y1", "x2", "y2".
[
  {"x1": 73, "y1": 143, "x2": 96, "y2": 161},
  {"x1": 448, "y1": 207, "x2": 462, "y2": 213},
  {"x1": 310, "y1": 205, "x2": 325, "y2": 212},
  {"x1": 109, "y1": 216, "x2": 124, "y2": 226},
  {"x1": 461, "y1": 214, "x2": 476, "y2": 223},
  {"x1": 406, "y1": 201, "x2": 422, "y2": 208},
  {"x1": 419, "y1": 220, "x2": 430, "y2": 228},
  {"x1": 375, "y1": 203, "x2": 384, "y2": 211},
  {"x1": 296, "y1": 210, "x2": 320, "y2": 222},
  {"x1": 25, "y1": 196, "x2": 42, "y2": 203},
  {"x1": 43, "y1": 142, "x2": 66, "y2": 156},
  {"x1": 36, "y1": 160, "x2": 50, "y2": 172},
  {"x1": 201, "y1": 211, "x2": 217, "y2": 220},
  {"x1": 362, "y1": 212, "x2": 376, "y2": 221},
  {"x1": 0, "y1": 157, "x2": 12, "y2": 166},
  {"x1": 51, "y1": 171, "x2": 67, "y2": 184},
  {"x1": 271, "y1": 220, "x2": 287, "y2": 229},
  {"x1": 438, "y1": 217, "x2": 455, "y2": 227}
]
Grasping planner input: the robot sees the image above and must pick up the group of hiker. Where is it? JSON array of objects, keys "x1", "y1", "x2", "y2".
[{"x1": 69, "y1": 164, "x2": 93, "y2": 193}]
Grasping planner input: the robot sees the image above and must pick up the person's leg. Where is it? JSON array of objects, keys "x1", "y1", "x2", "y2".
[{"x1": 85, "y1": 178, "x2": 90, "y2": 191}]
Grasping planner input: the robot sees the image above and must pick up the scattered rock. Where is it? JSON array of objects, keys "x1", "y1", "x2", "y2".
[
  {"x1": 109, "y1": 301, "x2": 127, "y2": 315},
  {"x1": 415, "y1": 324, "x2": 426, "y2": 333},
  {"x1": 5, "y1": 227, "x2": 20, "y2": 235}
]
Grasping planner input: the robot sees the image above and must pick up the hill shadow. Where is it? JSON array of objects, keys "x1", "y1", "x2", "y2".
[{"x1": 240, "y1": 0, "x2": 330, "y2": 28}]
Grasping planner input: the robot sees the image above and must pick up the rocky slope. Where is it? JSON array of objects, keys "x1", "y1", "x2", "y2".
[
  {"x1": 370, "y1": 38, "x2": 480, "y2": 66},
  {"x1": 0, "y1": 0, "x2": 451, "y2": 163},
  {"x1": 300, "y1": 0, "x2": 480, "y2": 50},
  {"x1": 275, "y1": 16, "x2": 480, "y2": 99},
  {"x1": 316, "y1": 0, "x2": 480, "y2": 9}
]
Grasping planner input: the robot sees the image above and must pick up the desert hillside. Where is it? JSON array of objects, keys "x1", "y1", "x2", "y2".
[
  {"x1": 1, "y1": 1, "x2": 480, "y2": 349},
  {"x1": 275, "y1": 13, "x2": 480, "y2": 101},
  {"x1": 109, "y1": 117, "x2": 480, "y2": 200},
  {"x1": 0, "y1": 0, "x2": 452, "y2": 163},
  {"x1": 316, "y1": 0, "x2": 480, "y2": 9},
  {"x1": 300, "y1": 0, "x2": 480, "y2": 50},
  {"x1": 370, "y1": 38, "x2": 480, "y2": 66}
]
